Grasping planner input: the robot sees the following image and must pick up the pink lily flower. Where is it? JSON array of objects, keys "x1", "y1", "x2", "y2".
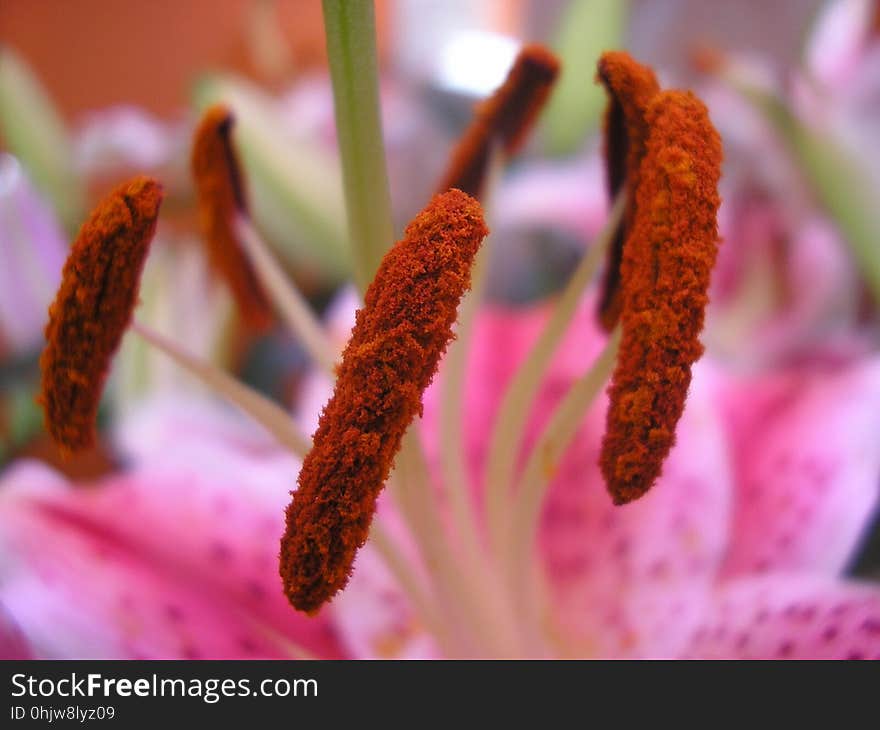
[
  {"x1": 3, "y1": 9, "x2": 877, "y2": 659},
  {"x1": 279, "y1": 284, "x2": 880, "y2": 659},
  {"x1": 5, "y1": 186, "x2": 877, "y2": 657},
  {"x1": 7, "y1": 292, "x2": 878, "y2": 659},
  {"x1": 5, "y1": 134, "x2": 880, "y2": 657}
]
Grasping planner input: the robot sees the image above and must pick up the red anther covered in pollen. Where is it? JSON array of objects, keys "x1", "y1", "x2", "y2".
[
  {"x1": 280, "y1": 189, "x2": 489, "y2": 614},
  {"x1": 595, "y1": 51, "x2": 660, "y2": 331},
  {"x1": 436, "y1": 44, "x2": 560, "y2": 198},
  {"x1": 191, "y1": 105, "x2": 273, "y2": 331},
  {"x1": 39, "y1": 176, "x2": 164, "y2": 454},
  {"x1": 600, "y1": 89, "x2": 722, "y2": 505}
]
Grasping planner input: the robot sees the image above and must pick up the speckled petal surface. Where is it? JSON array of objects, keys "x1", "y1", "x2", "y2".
[
  {"x1": 682, "y1": 574, "x2": 880, "y2": 659},
  {"x1": 424, "y1": 303, "x2": 732, "y2": 657},
  {"x1": 0, "y1": 454, "x2": 345, "y2": 659},
  {"x1": 719, "y1": 357, "x2": 880, "y2": 577}
]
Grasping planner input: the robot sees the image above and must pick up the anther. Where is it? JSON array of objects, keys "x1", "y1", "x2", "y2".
[
  {"x1": 600, "y1": 88, "x2": 722, "y2": 505},
  {"x1": 191, "y1": 105, "x2": 273, "y2": 331},
  {"x1": 280, "y1": 189, "x2": 489, "y2": 613},
  {"x1": 436, "y1": 44, "x2": 560, "y2": 198},
  {"x1": 39, "y1": 176, "x2": 164, "y2": 453},
  {"x1": 595, "y1": 51, "x2": 660, "y2": 331}
]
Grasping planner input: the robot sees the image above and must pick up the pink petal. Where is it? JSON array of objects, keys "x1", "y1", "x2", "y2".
[
  {"x1": 709, "y1": 197, "x2": 863, "y2": 367},
  {"x1": 682, "y1": 574, "x2": 880, "y2": 659},
  {"x1": 331, "y1": 511, "x2": 440, "y2": 660},
  {"x1": 424, "y1": 302, "x2": 733, "y2": 657},
  {"x1": 113, "y1": 394, "x2": 291, "y2": 467},
  {"x1": 492, "y1": 156, "x2": 608, "y2": 242},
  {"x1": 0, "y1": 154, "x2": 66, "y2": 351},
  {"x1": 540, "y1": 361, "x2": 732, "y2": 657},
  {"x1": 422, "y1": 301, "x2": 563, "y2": 489},
  {"x1": 74, "y1": 106, "x2": 175, "y2": 173},
  {"x1": 719, "y1": 356, "x2": 880, "y2": 577},
  {"x1": 804, "y1": 0, "x2": 874, "y2": 89},
  {"x1": 0, "y1": 601, "x2": 32, "y2": 659},
  {"x1": 751, "y1": 216, "x2": 862, "y2": 362},
  {"x1": 0, "y1": 459, "x2": 345, "y2": 659}
]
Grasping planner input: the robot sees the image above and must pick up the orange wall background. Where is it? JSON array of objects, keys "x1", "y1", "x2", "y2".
[{"x1": 0, "y1": 0, "x2": 390, "y2": 120}]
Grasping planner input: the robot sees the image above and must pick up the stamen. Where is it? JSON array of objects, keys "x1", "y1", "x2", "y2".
[
  {"x1": 436, "y1": 44, "x2": 560, "y2": 198},
  {"x1": 130, "y1": 320, "x2": 312, "y2": 458},
  {"x1": 507, "y1": 326, "x2": 621, "y2": 644},
  {"x1": 483, "y1": 193, "x2": 624, "y2": 558},
  {"x1": 367, "y1": 519, "x2": 450, "y2": 650},
  {"x1": 279, "y1": 189, "x2": 489, "y2": 614},
  {"x1": 235, "y1": 215, "x2": 337, "y2": 374},
  {"x1": 436, "y1": 146, "x2": 504, "y2": 607},
  {"x1": 191, "y1": 105, "x2": 273, "y2": 331},
  {"x1": 39, "y1": 176, "x2": 163, "y2": 454},
  {"x1": 600, "y1": 89, "x2": 722, "y2": 505},
  {"x1": 595, "y1": 51, "x2": 660, "y2": 330}
]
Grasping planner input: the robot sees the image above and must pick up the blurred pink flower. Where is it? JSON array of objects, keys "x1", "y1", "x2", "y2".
[
  {"x1": 698, "y1": 0, "x2": 880, "y2": 366},
  {"x1": 0, "y1": 154, "x2": 66, "y2": 353},
  {"x1": 0, "y1": 399, "x2": 345, "y2": 659},
  {"x1": 3, "y1": 4, "x2": 878, "y2": 659},
  {"x1": 3, "y1": 273, "x2": 879, "y2": 659},
  {"x1": 296, "y1": 292, "x2": 880, "y2": 658},
  {"x1": 797, "y1": 0, "x2": 880, "y2": 195}
]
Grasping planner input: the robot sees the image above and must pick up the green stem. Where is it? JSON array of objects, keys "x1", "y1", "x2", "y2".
[{"x1": 322, "y1": 0, "x2": 395, "y2": 293}]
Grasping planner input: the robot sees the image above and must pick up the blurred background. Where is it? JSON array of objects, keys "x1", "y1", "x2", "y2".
[{"x1": 1, "y1": 0, "x2": 879, "y2": 575}]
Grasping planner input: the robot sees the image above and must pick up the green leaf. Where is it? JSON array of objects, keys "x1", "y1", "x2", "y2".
[
  {"x1": 0, "y1": 46, "x2": 84, "y2": 233},
  {"x1": 740, "y1": 84, "x2": 880, "y2": 305},
  {"x1": 542, "y1": 0, "x2": 629, "y2": 156},
  {"x1": 194, "y1": 74, "x2": 351, "y2": 284}
]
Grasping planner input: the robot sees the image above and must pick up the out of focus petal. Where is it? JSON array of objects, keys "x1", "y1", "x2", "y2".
[
  {"x1": 720, "y1": 357, "x2": 880, "y2": 576},
  {"x1": 0, "y1": 600, "x2": 31, "y2": 659},
  {"x1": 74, "y1": 106, "x2": 178, "y2": 176},
  {"x1": 0, "y1": 458, "x2": 345, "y2": 659},
  {"x1": 492, "y1": 156, "x2": 608, "y2": 242},
  {"x1": 424, "y1": 301, "x2": 732, "y2": 658},
  {"x1": 421, "y1": 301, "x2": 557, "y2": 488},
  {"x1": 0, "y1": 154, "x2": 66, "y2": 351},
  {"x1": 541, "y1": 362, "x2": 732, "y2": 657},
  {"x1": 682, "y1": 574, "x2": 880, "y2": 659},
  {"x1": 113, "y1": 393, "x2": 284, "y2": 469},
  {"x1": 805, "y1": 0, "x2": 874, "y2": 88},
  {"x1": 331, "y1": 499, "x2": 440, "y2": 660}
]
